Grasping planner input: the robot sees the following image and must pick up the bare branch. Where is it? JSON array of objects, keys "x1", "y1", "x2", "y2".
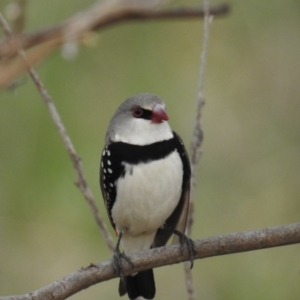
[
  {"x1": 0, "y1": 12, "x2": 115, "y2": 252},
  {"x1": 91, "y1": 3, "x2": 229, "y2": 29},
  {"x1": 0, "y1": 2, "x2": 229, "y2": 55},
  {"x1": 1, "y1": 223, "x2": 299, "y2": 300},
  {"x1": 0, "y1": 1, "x2": 229, "y2": 87},
  {"x1": 188, "y1": 0, "x2": 211, "y2": 238},
  {"x1": 185, "y1": 0, "x2": 212, "y2": 298}
]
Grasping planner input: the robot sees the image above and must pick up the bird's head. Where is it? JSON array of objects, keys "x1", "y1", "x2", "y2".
[{"x1": 107, "y1": 93, "x2": 173, "y2": 145}]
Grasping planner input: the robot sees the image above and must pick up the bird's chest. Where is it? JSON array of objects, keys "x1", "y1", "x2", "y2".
[{"x1": 112, "y1": 151, "x2": 183, "y2": 235}]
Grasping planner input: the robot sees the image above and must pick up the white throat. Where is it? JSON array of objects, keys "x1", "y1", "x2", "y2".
[{"x1": 112, "y1": 119, "x2": 173, "y2": 145}]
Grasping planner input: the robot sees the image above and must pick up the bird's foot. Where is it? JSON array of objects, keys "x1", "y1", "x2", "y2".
[
  {"x1": 113, "y1": 249, "x2": 133, "y2": 283},
  {"x1": 172, "y1": 229, "x2": 196, "y2": 269},
  {"x1": 112, "y1": 232, "x2": 134, "y2": 283}
]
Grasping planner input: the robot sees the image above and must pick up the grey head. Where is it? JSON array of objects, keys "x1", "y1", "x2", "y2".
[{"x1": 106, "y1": 93, "x2": 173, "y2": 146}]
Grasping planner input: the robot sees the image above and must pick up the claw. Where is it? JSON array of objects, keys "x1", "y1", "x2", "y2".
[
  {"x1": 112, "y1": 232, "x2": 134, "y2": 283},
  {"x1": 172, "y1": 229, "x2": 196, "y2": 269}
]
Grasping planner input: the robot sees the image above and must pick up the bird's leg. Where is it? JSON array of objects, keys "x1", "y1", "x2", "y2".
[
  {"x1": 113, "y1": 232, "x2": 134, "y2": 283},
  {"x1": 164, "y1": 225, "x2": 196, "y2": 269},
  {"x1": 173, "y1": 229, "x2": 196, "y2": 269}
]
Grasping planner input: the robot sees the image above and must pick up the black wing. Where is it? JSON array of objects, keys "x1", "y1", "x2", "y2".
[
  {"x1": 100, "y1": 143, "x2": 123, "y2": 230},
  {"x1": 153, "y1": 131, "x2": 191, "y2": 247}
]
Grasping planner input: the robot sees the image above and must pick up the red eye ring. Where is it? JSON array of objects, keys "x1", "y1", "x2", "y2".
[{"x1": 132, "y1": 106, "x2": 143, "y2": 118}]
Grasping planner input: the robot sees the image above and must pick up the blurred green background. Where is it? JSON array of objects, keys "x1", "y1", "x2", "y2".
[{"x1": 1, "y1": 0, "x2": 300, "y2": 299}]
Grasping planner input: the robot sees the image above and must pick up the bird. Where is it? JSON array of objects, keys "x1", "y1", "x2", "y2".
[{"x1": 100, "y1": 93, "x2": 192, "y2": 299}]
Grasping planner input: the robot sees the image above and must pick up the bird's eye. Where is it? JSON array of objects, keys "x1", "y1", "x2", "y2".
[{"x1": 132, "y1": 106, "x2": 143, "y2": 118}]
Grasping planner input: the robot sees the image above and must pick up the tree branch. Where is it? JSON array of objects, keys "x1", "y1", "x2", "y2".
[
  {"x1": 185, "y1": 0, "x2": 212, "y2": 298},
  {"x1": 0, "y1": 1, "x2": 229, "y2": 87},
  {"x1": 1, "y1": 223, "x2": 299, "y2": 300},
  {"x1": 0, "y1": 12, "x2": 115, "y2": 252},
  {"x1": 0, "y1": 2, "x2": 230, "y2": 58}
]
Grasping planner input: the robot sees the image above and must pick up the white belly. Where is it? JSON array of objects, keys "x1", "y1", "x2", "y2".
[{"x1": 112, "y1": 151, "x2": 183, "y2": 253}]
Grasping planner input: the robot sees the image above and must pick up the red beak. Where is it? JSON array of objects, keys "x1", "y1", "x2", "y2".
[{"x1": 152, "y1": 104, "x2": 169, "y2": 123}]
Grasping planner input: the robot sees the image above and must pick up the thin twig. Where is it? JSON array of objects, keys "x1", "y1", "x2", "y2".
[
  {"x1": 0, "y1": 222, "x2": 299, "y2": 300},
  {"x1": 186, "y1": 0, "x2": 211, "y2": 299},
  {"x1": 0, "y1": 39, "x2": 60, "y2": 87},
  {"x1": 0, "y1": 12, "x2": 115, "y2": 251}
]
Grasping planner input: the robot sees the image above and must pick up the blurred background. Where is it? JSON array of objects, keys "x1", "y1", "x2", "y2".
[{"x1": 0, "y1": 0, "x2": 299, "y2": 299}]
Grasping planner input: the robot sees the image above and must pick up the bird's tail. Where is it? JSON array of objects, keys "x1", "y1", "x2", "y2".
[{"x1": 119, "y1": 269, "x2": 155, "y2": 300}]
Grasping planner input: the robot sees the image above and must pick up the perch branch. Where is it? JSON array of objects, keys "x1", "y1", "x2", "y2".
[{"x1": 1, "y1": 223, "x2": 299, "y2": 300}]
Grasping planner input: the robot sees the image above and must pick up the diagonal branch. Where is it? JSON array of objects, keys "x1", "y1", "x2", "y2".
[
  {"x1": 0, "y1": 12, "x2": 115, "y2": 251},
  {"x1": 1, "y1": 223, "x2": 299, "y2": 300}
]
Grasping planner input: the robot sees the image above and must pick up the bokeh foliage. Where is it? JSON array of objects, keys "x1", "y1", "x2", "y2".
[{"x1": 0, "y1": 0, "x2": 300, "y2": 299}]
